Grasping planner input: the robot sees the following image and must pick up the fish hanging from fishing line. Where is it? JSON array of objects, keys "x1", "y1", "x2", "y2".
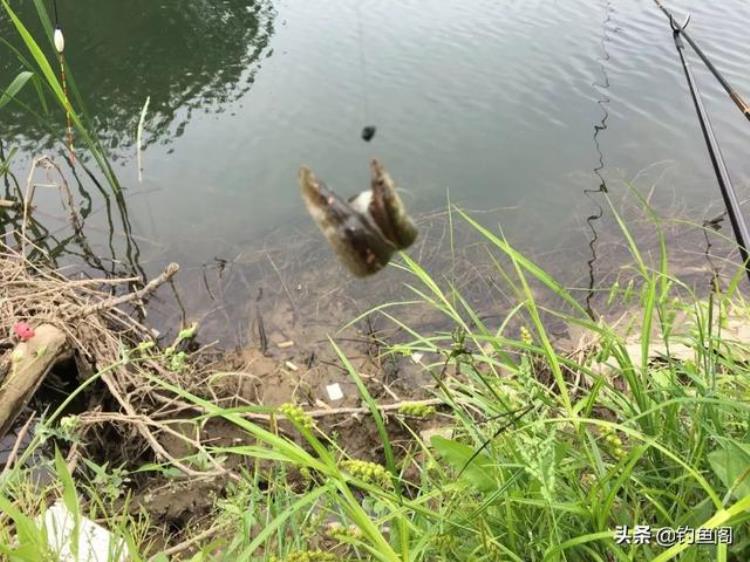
[{"x1": 299, "y1": 159, "x2": 418, "y2": 277}]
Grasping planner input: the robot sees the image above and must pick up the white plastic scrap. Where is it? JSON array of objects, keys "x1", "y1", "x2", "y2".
[
  {"x1": 419, "y1": 426, "x2": 454, "y2": 442},
  {"x1": 284, "y1": 360, "x2": 299, "y2": 372},
  {"x1": 39, "y1": 501, "x2": 129, "y2": 562},
  {"x1": 326, "y1": 382, "x2": 344, "y2": 401}
]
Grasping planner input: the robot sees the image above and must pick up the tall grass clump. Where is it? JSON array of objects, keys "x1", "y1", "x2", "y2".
[
  {"x1": 358, "y1": 200, "x2": 750, "y2": 561},
  {"x1": 2, "y1": 195, "x2": 749, "y2": 561}
]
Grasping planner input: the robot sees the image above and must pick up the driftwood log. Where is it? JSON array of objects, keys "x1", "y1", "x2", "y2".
[{"x1": 0, "y1": 324, "x2": 69, "y2": 440}]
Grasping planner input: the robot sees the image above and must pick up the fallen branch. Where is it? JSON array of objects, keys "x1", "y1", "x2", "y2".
[
  {"x1": 0, "y1": 324, "x2": 69, "y2": 439},
  {"x1": 78, "y1": 263, "x2": 180, "y2": 317},
  {"x1": 152, "y1": 520, "x2": 231, "y2": 560},
  {"x1": 305, "y1": 398, "x2": 446, "y2": 419}
]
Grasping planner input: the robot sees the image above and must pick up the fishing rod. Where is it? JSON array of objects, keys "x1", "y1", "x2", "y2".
[
  {"x1": 656, "y1": 4, "x2": 750, "y2": 283},
  {"x1": 654, "y1": 0, "x2": 750, "y2": 121}
]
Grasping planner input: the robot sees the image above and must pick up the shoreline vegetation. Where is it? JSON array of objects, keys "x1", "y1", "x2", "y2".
[
  {"x1": 2, "y1": 191, "x2": 750, "y2": 561},
  {"x1": 2, "y1": 2, "x2": 750, "y2": 561}
]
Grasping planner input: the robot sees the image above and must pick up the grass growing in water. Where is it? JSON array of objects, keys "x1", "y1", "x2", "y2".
[
  {"x1": 0, "y1": 0, "x2": 121, "y2": 192},
  {"x1": 1, "y1": 198, "x2": 750, "y2": 561}
]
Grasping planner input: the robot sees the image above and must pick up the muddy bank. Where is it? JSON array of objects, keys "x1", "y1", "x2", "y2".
[{"x1": 0, "y1": 233, "x2": 447, "y2": 552}]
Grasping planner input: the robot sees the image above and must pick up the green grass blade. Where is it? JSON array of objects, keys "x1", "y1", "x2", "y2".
[{"x1": 0, "y1": 71, "x2": 34, "y2": 110}]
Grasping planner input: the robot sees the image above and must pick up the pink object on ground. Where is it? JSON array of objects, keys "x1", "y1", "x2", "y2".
[{"x1": 13, "y1": 322, "x2": 35, "y2": 342}]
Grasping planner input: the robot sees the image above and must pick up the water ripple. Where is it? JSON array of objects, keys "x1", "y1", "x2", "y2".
[{"x1": 4, "y1": 0, "x2": 750, "y2": 272}]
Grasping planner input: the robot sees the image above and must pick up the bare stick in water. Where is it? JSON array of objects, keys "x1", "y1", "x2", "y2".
[{"x1": 137, "y1": 96, "x2": 151, "y2": 183}]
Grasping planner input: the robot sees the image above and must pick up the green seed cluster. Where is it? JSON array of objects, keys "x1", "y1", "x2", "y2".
[
  {"x1": 278, "y1": 403, "x2": 313, "y2": 430},
  {"x1": 168, "y1": 351, "x2": 188, "y2": 372},
  {"x1": 340, "y1": 459, "x2": 391, "y2": 488},
  {"x1": 269, "y1": 550, "x2": 339, "y2": 562},
  {"x1": 326, "y1": 524, "x2": 363, "y2": 542},
  {"x1": 434, "y1": 532, "x2": 458, "y2": 550},
  {"x1": 134, "y1": 340, "x2": 155, "y2": 356},
  {"x1": 398, "y1": 402, "x2": 436, "y2": 417},
  {"x1": 602, "y1": 427, "x2": 626, "y2": 459},
  {"x1": 520, "y1": 326, "x2": 534, "y2": 346},
  {"x1": 59, "y1": 415, "x2": 80, "y2": 434}
]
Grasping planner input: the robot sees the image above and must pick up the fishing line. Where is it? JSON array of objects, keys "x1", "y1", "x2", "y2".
[
  {"x1": 355, "y1": 2, "x2": 376, "y2": 142},
  {"x1": 51, "y1": 0, "x2": 76, "y2": 162},
  {"x1": 583, "y1": 0, "x2": 613, "y2": 319}
]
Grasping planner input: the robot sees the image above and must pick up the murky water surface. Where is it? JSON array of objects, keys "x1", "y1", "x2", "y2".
[{"x1": 3, "y1": 0, "x2": 750, "y2": 316}]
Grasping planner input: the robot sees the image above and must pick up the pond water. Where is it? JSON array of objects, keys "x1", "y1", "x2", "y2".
[{"x1": 2, "y1": 0, "x2": 750, "y2": 325}]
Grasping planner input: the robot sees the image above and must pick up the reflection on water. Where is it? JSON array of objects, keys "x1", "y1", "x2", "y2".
[
  {"x1": 2, "y1": 0, "x2": 750, "y2": 335},
  {"x1": 2, "y1": 0, "x2": 275, "y2": 284},
  {"x1": 0, "y1": 144, "x2": 144, "y2": 284},
  {"x1": 1, "y1": 0, "x2": 275, "y2": 152}
]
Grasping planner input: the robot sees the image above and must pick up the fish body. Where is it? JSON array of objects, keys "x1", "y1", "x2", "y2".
[{"x1": 299, "y1": 159, "x2": 418, "y2": 277}]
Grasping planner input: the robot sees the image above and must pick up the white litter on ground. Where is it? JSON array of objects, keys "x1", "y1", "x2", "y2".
[
  {"x1": 38, "y1": 501, "x2": 129, "y2": 562},
  {"x1": 284, "y1": 360, "x2": 299, "y2": 371},
  {"x1": 326, "y1": 383, "x2": 344, "y2": 401},
  {"x1": 420, "y1": 426, "x2": 454, "y2": 443}
]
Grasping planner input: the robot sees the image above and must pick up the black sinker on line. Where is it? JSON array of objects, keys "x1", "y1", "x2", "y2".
[{"x1": 361, "y1": 126, "x2": 376, "y2": 142}]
